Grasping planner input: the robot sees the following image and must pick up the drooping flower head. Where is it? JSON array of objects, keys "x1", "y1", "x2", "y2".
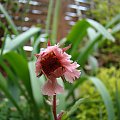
[{"x1": 35, "y1": 43, "x2": 81, "y2": 96}]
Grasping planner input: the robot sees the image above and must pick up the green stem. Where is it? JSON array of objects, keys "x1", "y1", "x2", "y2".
[
  {"x1": 51, "y1": 0, "x2": 61, "y2": 44},
  {"x1": 45, "y1": 0, "x2": 54, "y2": 35}
]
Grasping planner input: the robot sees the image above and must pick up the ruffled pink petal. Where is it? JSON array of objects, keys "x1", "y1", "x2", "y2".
[
  {"x1": 45, "y1": 45, "x2": 58, "y2": 54},
  {"x1": 53, "y1": 47, "x2": 63, "y2": 59},
  {"x1": 64, "y1": 69, "x2": 81, "y2": 83},
  {"x1": 42, "y1": 79, "x2": 64, "y2": 96},
  {"x1": 62, "y1": 52, "x2": 71, "y2": 59},
  {"x1": 66, "y1": 62, "x2": 80, "y2": 72},
  {"x1": 60, "y1": 59, "x2": 80, "y2": 72},
  {"x1": 54, "y1": 49, "x2": 71, "y2": 60}
]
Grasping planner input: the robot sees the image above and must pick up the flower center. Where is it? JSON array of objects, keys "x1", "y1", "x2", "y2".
[{"x1": 40, "y1": 52, "x2": 61, "y2": 75}]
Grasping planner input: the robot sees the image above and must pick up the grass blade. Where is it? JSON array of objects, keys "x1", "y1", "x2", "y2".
[
  {"x1": 56, "y1": 78, "x2": 66, "y2": 113},
  {"x1": 89, "y1": 77, "x2": 115, "y2": 120},
  {"x1": 67, "y1": 98, "x2": 87, "y2": 116},
  {"x1": 106, "y1": 14, "x2": 120, "y2": 28},
  {"x1": 51, "y1": 0, "x2": 61, "y2": 44},
  {"x1": 3, "y1": 52, "x2": 41, "y2": 119},
  {"x1": 3, "y1": 52, "x2": 32, "y2": 99},
  {"x1": 45, "y1": 0, "x2": 54, "y2": 34},
  {"x1": 115, "y1": 80, "x2": 120, "y2": 119},
  {"x1": 0, "y1": 3, "x2": 18, "y2": 35},
  {"x1": 4, "y1": 27, "x2": 41, "y2": 53},
  {"x1": 78, "y1": 34, "x2": 101, "y2": 67},
  {"x1": 67, "y1": 20, "x2": 90, "y2": 56},
  {"x1": 28, "y1": 61, "x2": 44, "y2": 108},
  {"x1": 66, "y1": 77, "x2": 87, "y2": 100},
  {"x1": 88, "y1": 55, "x2": 99, "y2": 72},
  {"x1": 0, "y1": 57, "x2": 29, "y2": 101},
  {"x1": 87, "y1": 27, "x2": 97, "y2": 41},
  {"x1": 112, "y1": 23, "x2": 120, "y2": 33},
  {"x1": 62, "y1": 98, "x2": 87, "y2": 120},
  {"x1": 87, "y1": 19, "x2": 115, "y2": 42},
  {"x1": 0, "y1": 73, "x2": 23, "y2": 116}
]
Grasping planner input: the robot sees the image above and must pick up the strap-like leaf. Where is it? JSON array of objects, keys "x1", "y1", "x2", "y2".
[
  {"x1": 67, "y1": 20, "x2": 90, "y2": 56},
  {"x1": 4, "y1": 27, "x2": 41, "y2": 53},
  {"x1": 0, "y1": 3, "x2": 18, "y2": 35},
  {"x1": 0, "y1": 73, "x2": 23, "y2": 116},
  {"x1": 87, "y1": 19, "x2": 115, "y2": 42},
  {"x1": 89, "y1": 77, "x2": 115, "y2": 120},
  {"x1": 28, "y1": 61, "x2": 44, "y2": 108}
]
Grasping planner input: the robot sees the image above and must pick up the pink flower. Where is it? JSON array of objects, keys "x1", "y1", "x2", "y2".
[{"x1": 35, "y1": 44, "x2": 81, "y2": 96}]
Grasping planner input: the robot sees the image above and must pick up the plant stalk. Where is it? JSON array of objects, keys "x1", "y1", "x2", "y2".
[{"x1": 53, "y1": 94, "x2": 57, "y2": 120}]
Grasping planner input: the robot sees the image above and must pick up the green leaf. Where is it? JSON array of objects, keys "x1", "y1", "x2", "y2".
[
  {"x1": 62, "y1": 98, "x2": 87, "y2": 120},
  {"x1": 66, "y1": 77, "x2": 87, "y2": 100},
  {"x1": 0, "y1": 3, "x2": 18, "y2": 35},
  {"x1": 67, "y1": 98, "x2": 87, "y2": 116},
  {"x1": 0, "y1": 30, "x2": 7, "y2": 55},
  {"x1": 59, "y1": 38, "x2": 67, "y2": 46},
  {"x1": 115, "y1": 80, "x2": 120, "y2": 119},
  {"x1": 0, "y1": 58, "x2": 14, "y2": 82},
  {"x1": 87, "y1": 27, "x2": 98, "y2": 51},
  {"x1": 0, "y1": 57, "x2": 29, "y2": 100},
  {"x1": 0, "y1": 4, "x2": 28, "y2": 57},
  {"x1": 3, "y1": 52, "x2": 41, "y2": 119},
  {"x1": 88, "y1": 55, "x2": 98, "y2": 72},
  {"x1": 89, "y1": 77, "x2": 115, "y2": 120},
  {"x1": 51, "y1": 0, "x2": 61, "y2": 44},
  {"x1": 3, "y1": 52, "x2": 32, "y2": 99},
  {"x1": 78, "y1": 34, "x2": 101, "y2": 67},
  {"x1": 31, "y1": 33, "x2": 48, "y2": 60},
  {"x1": 106, "y1": 14, "x2": 120, "y2": 28},
  {"x1": 56, "y1": 78, "x2": 66, "y2": 113},
  {"x1": 0, "y1": 73, "x2": 23, "y2": 116},
  {"x1": 87, "y1": 27, "x2": 97, "y2": 41},
  {"x1": 112, "y1": 23, "x2": 120, "y2": 33},
  {"x1": 32, "y1": 35, "x2": 41, "y2": 55},
  {"x1": 87, "y1": 19, "x2": 115, "y2": 42},
  {"x1": 45, "y1": 0, "x2": 54, "y2": 34},
  {"x1": 0, "y1": 72, "x2": 7, "y2": 88},
  {"x1": 4, "y1": 27, "x2": 41, "y2": 53},
  {"x1": 28, "y1": 61, "x2": 44, "y2": 108},
  {"x1": 62, "y1": 98, "x2": 86, "y2": 120},
  {"x1": 77, "y1": 19, "x2": 117, "y2": 67},
  {"x1": 67, "y1": 20, "x2": 90, "y2": 55}
]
